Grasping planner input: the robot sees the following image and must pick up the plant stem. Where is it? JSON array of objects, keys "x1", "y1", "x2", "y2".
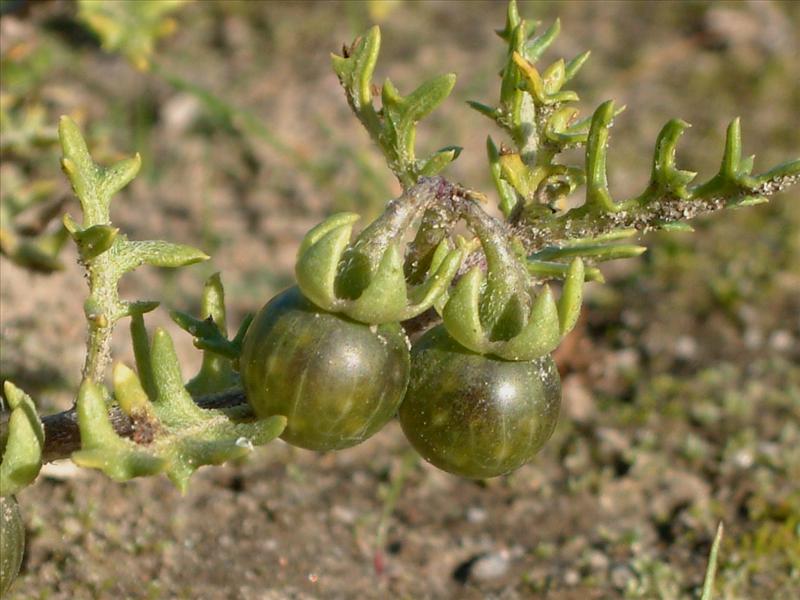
[{"x1": 0, "y1": 388, "x2": 249, "y2": 464}]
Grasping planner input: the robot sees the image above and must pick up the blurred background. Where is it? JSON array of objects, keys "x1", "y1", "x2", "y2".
[{"x1": 1, "y1": 1, "x2": 798, "y2": 598}]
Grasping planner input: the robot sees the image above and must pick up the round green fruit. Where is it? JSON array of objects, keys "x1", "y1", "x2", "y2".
[
  {"x1": 240, "y1": 286, "x2": 410, "y2": 451},
  {"x1": 1, "y1": 495, "x2": 24, "y2": 596},
  {"x1": 399, "y1": 326, "x2": 561, "y2": 478}
]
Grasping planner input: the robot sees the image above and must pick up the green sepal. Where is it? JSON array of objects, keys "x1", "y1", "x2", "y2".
[
  {"x1": 442, "y1": 267, "x2": 486, "y2": 353},
  {"x1": 296, "y1": 212, "x2": 463, "y2": 324},
  {"x1": 295, "y1": 213, "x2": 360, "y2": 312},
  {"x1": 347, "y1": 242, "x2": 408, "y2": 323},
  {"x1": 0, "y1": 382, "x2": 44, "y2": 496},
  {"x1": 71, "y1": 378, "x2": 167, "y2": 482},
  {"x1": 404, "y1": 239, "x2": 466, "y2": 319},
  {"x1": 442, "y1": 267, "x2": 563, "y2": 361},
  {"x1": 557, "y1": 258, "x2": 584, "y2": 336},
  {"x1": 499, "y1": 287, "x2": 561, "y2": 360}
]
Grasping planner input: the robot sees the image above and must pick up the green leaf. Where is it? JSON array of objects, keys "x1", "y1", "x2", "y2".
[
  {"x1": 333, "y1": 27, "x2": 457, "y2": 187},
  {"x1": 0, "y1": 382, "x2": 44, "y2": 496},
  {"x1": 119, "y1": 239, "x2": 209, "y2": 273},
  {"x1": 583, "y1": 100, "x2": 619, "y2": 213},
  {"x1": 545, "y1": 107, "x2": 588, "y2": 145},
  {"x1": 113, "y1": 364, "x2": 154, "y2": 419},
  {"x1": 640, "y1": 119, "x2": 697, "y2": 201},
  {"x1": 498, "y1": 152, "x2": 537, "y2": 199},
  {"x1": 130, "y1": 312, "x2": 157, "y2": 400},
  {"x1": 525, "y1": 18, "x2": 560, "y2": 62},
  {"x1": 564, "y1": 50, "x2": 591, "y2": 81},
  {"x1": 513, "y1": 52, "x2": 578, "y2": 105},
  {"x1": 0, "y1": 226, "x2": 66, "y2": 273},
  {"x1": 59, "y1": 116, "x2": 101, "y2": 214},
  {"x1": 59, "y1": 117, "x2": 142, "y2": 221},
  {"x1": 557, "y1": 258, "x2": 584, "y2": 336},
  {"x1": 526, "y1": 259, "x2": 604, "y2": 282},
  {"x1": 466, "y1": 100, "x2": 501, "y2": 122},
  {"x1": 419, "y1": 146, "x2": 462, "y2": 177},
  {"x1": 149, "y1": 328, "x2": 204, "y2": 423},
  {"x1": 700, "y1": 523, "x2": 724, "y2": 600},
  {"x1": 495, "y1": 0, "x2": 522, "y2": 42},
  {"x1": 487, "y1": 136, "x2": 519, "y2": 217},
  {"x1": 180, "y1": 274, "x2": 242, "y2": 395},
  {"x1": 381, "y1": 73, "x2": 456, "y2": 183},
  {"x1": 532, "y1": 243, "x2": 646, "y2": 262},
  {"x1": 164, "y1": 414, "x2": 286, "y2": 494},
  {"x1": 76, "y1": 0, "x2": 188, "y2": 71},
  {"x1": 68, "y1": 220, "x2": 120, "y2": 260},
  {"x1": 98, "y1": 154, "x2": 142, "y2": 199},
  {"x1": 71, "y1": 378, "x2": 166, "y2": 482},
  {"x1": 331, "y1": 25, "x2": 381, "y2": 112}
]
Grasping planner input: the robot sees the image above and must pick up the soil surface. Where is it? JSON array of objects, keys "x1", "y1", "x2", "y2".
[{"x1": 1, "y1": 1, "x2": 798, "y2": 599}]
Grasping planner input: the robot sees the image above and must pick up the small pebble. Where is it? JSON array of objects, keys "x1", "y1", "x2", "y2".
[
  {"x1": 563, "y1": 569, "x2": 580, "y2": 586},
  {"x1": 471, "y1": 550, "x2": 510, "y2": 581},
  {"x1": 466, "y1": 506, "x2": 487, "y2": 524},
  {"x1": 611, "y1": 564, "x2": 633, "y2": 589}
]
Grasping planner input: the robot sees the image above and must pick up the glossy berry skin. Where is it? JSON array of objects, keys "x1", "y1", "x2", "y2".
[
  {"x1": 1, "y1": 495, "x2": 24, "y2": 596},
  {"x1": 399, "y1": 326, "x2": 561, "y2": 478},
  {"x1": 240, "y1": 286, "x2": 410, "y2": 451}
]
